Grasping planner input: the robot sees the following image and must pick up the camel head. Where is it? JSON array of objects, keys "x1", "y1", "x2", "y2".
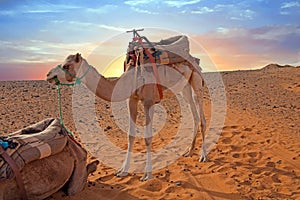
[{"x1": 46, "y1": 53, "x2": 83, "y2": 84}]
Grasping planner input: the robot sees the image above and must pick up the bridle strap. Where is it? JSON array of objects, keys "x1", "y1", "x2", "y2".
[
  {"x1": 0, "y1": 146, "x2": 28, "y2": 200},
  {"x1": 56, "y1": 61, "x2": 91, "y2": 86}
]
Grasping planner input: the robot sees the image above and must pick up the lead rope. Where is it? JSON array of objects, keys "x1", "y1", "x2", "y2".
[
  {"x1": 54, "y1": 64, "x2": 91, "y2": 138},
  {"x1": 56, "y1": 82, "x2": 75, "y2": 137}
]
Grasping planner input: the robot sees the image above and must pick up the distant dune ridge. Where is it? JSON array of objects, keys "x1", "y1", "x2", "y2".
[
  {"x1": 261, "y1": 63, "x2": 297, "y2": 70},
  {"x1": 0, "y1": 64, "x2": 299, "y2": 199}
]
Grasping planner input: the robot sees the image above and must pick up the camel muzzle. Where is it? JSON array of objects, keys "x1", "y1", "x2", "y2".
[{"x1": 46, "y1": 75, "x2": 59, "y2": 85}]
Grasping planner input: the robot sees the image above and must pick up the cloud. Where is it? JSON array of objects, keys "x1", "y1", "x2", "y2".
[
  {"x1": 231, "y1": 9, "x2": 255, "y2": 20},
  {"x1": 281, "y1": 1, "x2": 300, "y2": 9},
  {"x1": 25, "y1": 4, "x2": 80, "y2": 14},
  {"x1": 0, "y1": 3, "x2": 117, "y2": 16},
  {"x1": 129, "y1": 7, "x2": 158, "y2": 14},
  {"x1": 0, "y1": 3, "x2": 80, "y2": 16},
  {"x1": 98, "y1": 24, "x2": 128, "y2": 32},
  {"x1": 280, "y1": 1, "x2": 300, "y2": 15},
  {"x1": 0, "y1": 39, "x2": 99, "y2": 63},
  {"x1": 50, "y1": 20, "x2": 128, "y2": 32},
  {"x1": 191, "y1": 6, "x2": 214, "y2": 14},
  {"x1": 190, "y1": 25, "x2": 300, "y2": 70},
  {"x1": 124, "y1": 0, "x2": 202, "y2": 8},
  {"x1": 251, "y1": 25, "x2": 300, "y2": 41},
  {"x1": 124, "y1": 0, "x2": 156, "y2": 6},
  {"x1": 85, "y1": 5, "x2": 118, "y2": 14},
  {"x1": 164, "y1": 0, "x2": 201, "y2": 8},
  {"x1": 216, "y1": 27, "x2": 230, "y2": 34},
  {"x1": 188, "y1": 3, "x2": 255, "y2": 20}
]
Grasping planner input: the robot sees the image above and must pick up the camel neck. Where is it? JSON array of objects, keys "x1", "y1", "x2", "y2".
[{"x1": 80, "y1": 60, "x2": 133, "y2": 102}]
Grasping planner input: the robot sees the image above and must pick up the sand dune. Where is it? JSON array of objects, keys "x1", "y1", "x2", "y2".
[{"x1": 0, "y1": 65, "x2": 299, "y2": 199}]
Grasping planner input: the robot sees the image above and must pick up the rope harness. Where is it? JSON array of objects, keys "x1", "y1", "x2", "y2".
[
  {"x1": 54, "y1": 64, "x2": 91, "y2": 142},
  {"x1": 133, "y1": 37, "x2": 163, "y2": 99},
  {"x1": 127, "y1": 28, "x2": 163, "y2": 99}
]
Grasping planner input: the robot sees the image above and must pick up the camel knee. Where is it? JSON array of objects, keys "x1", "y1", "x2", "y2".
[{"x1": 144, "y1": 137, "x2": 152, "y2": 147}]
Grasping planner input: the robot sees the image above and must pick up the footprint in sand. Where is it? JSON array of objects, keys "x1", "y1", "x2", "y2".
[
  {"x1": 223, "y1": 125, "x2": 239, "y2": 131},
  {"x1": 220, "y1": 126, "x2": 240, "y2": 144},
  {"x1": 222, "y1": 131, "x2": 232, "y2": 137},
  {"x1": 246, "y1": 152, "x2": 262, "y2": 164},
  {"x1": 247, "y1": 152, "x2": 258, "y2": 158},
  {"x1": 232, "y1": 131, "x2": 241, "y2": 135},
  {"x1": 231, "y1": 145, "x2": 243, "y2": 152},
  {"x1": 243, "y1": 127, "x2": 252, "y2": 132},
  {"x1": 247, "y1": 141, "x2": 257, "y2": 146},
  {"x1": 232, "y1": 153, "x2": 240, "y2": 158},
  {"x1": 221, "y1": 137, "x2": 232, "y2": 144}
]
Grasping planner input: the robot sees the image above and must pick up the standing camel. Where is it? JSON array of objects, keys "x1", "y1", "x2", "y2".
[{"x1": 46, "y1": 52, "x2": 206, "y2": 181}]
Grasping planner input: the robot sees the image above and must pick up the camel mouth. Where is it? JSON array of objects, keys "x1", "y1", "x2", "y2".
[{"x1": 46, "y1": 75, "x2": 58, "y2": 84}]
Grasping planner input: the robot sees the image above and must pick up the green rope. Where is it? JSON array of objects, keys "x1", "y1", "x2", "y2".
[
  {"x1": 56, "y1": 81, "x2": 75, "y2": 137},
  {"x1": 54, "y1": 64, "x2": 91, "y2": 137}
]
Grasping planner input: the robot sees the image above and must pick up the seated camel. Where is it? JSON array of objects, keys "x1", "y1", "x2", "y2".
[{"x1": 0, "y1": 118, "x2": 99, "y2": 200}]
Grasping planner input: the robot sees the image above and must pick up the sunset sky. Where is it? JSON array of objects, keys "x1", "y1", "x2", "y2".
[{"x1": 0, "y1": 0, "x2": 300, "y2": 80}]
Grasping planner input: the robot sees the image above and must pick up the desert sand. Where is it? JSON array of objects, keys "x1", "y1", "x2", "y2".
[{"x1": 0, "y1": 64, "x2": 299, "y2": 199}]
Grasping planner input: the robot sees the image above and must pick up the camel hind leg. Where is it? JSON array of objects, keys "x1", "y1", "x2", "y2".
[{"x1": 182, "y1": 83, "x2": 200, "y2": 157}]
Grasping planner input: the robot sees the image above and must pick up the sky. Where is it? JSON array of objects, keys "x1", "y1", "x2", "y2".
[{"x1": 0, "y1": 0, "x2": 300, "y2": 80}]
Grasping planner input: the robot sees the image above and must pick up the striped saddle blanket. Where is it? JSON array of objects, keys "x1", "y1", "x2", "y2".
[{"x1": 0, "y1": 118, "x2": 68, "y2": 180}]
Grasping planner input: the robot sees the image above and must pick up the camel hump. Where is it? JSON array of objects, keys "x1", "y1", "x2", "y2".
[{"x1": 0, "y1": 118, "x2": 68, "y2": 180}]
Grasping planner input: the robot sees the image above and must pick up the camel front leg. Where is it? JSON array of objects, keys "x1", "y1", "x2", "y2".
[
  {"x1": 115, "y1": 97, "x2": 138, "y2": 177},
  {"x1": 140, "y1": 100, "x2": 154, "y2": 181},
  {"x1": 190, "y1": 72, "x2": 207, "y2": 162}
]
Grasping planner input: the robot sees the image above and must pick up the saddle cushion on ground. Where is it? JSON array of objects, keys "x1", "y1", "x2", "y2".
[{"x1": 0, "y1": 118, "x2": 67, "y2": 180}]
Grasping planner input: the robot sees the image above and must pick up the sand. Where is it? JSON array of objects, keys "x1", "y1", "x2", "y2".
[{"x1": 0, "y1": 64, "x2": 299, "y2": 199}]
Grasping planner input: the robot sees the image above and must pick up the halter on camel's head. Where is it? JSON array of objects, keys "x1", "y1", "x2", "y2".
[{"x1": 46, "y1": 53, "x2": 90, "y2": 86}]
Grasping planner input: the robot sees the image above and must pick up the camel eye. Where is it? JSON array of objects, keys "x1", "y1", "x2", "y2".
[{"x1": 63, "y1": 65, "x2": 70, "y2": 70}]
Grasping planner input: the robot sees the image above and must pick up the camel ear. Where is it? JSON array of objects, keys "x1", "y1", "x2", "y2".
[{"x1": 75, "y1": 53, "x2": 81, "y2": 63}]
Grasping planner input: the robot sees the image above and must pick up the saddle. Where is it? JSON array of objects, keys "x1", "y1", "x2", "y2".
[
  {"x1": 125, "y1": 35, "x2": 198, "y2": 67},
  {"x1": 124, "y1": 35, "x2": 200, "y2": 103},
  {"x1": 0, "y1": 118, "x2": 68, "y2": 180}
]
